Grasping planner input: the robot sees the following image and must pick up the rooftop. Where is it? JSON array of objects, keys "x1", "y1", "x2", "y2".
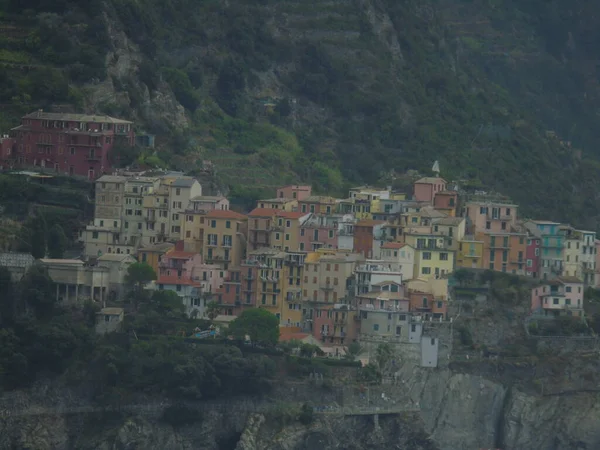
[
  {"x1": 22, "y1": 111, "x2": 133, "y2": 124},
  {"x1": 276, "y1": 211, "x2": 307, "y2": 219},
  {"x1": 557, "y1": 276, "x2": 584, "y2": 284},
  {"x1": 0, "y1": 252, "x2": 35, "y2": 268},
  {"x1": 205, "y1": 210, "x2": 247, "y2": 220},
  {"x1": 39, "y1": 258, "x2": 84, "y2": 265},
  {"x1": 170, "y1": 178, "x2": 197, "y2": 188},
  {"x1": 258, "y1": 198, "x2": 295, "y2": 203},
  {"x1": 433, "y1": 217, "x2": 465, "y2": 226},
  {"x1": 138, "y1": 242, "x2": 175, "y2": 253},
  {"x1": 190, "y1": 195, "x2": 226, "y2": 202},
  {"x1": 248, "y1": 207, "x2": 278, "y2": 217},
  {"x1": 96, "y1": 175, "x2": 127, "y2": 183},
  {"x1": 415, "y1": 177, "x2": 447, "y2": 184}
]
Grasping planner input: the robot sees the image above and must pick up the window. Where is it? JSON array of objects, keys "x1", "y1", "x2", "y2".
[
  {"x1": 422, "y1": 252, "x2": 431, "y2": 260},
  {"x1": 70, "y1": 147, "x2": 75, "y2": 155},
  {"x1": 211, "y1": 220, "x2": 216, "y2": 228},
  {"x1": 92, "y1": 231, "x2": 98, "y2": 239},
  {"x1": 285, "y1": 234, "x2": 290, "y2": 241},
  {"x1": 485, "y1": 221, "x2": 491, "y2": 230},
  {"x1": 439, "y1": 253, "x2": 448, "y2": 261},
  {"x1": 421, "y1": 267, "x2": 431, "y2": 275},
  {"x1": 373, "y1": 324, "x2": 379, "y2": 331},
  {"x1": 566, "y1": 286, "x2": 572, "y2": 292},
  {"x1": 501, "y1": 222, "x2": 506, "y2": 230},
  {"x1": 527, "y1": 259, "x2": 532, "y2": 267},
  {"x1": 535, "y1": 248, "x2": 540, "y2": 256},
  {"x1": 225, "y1": 220, "x2": 231, "y2": 229},
  {"x1": 175, "y1": 188, "x2": 181, "y2": 195},
  {"x1": 286, "y1": 220, "x2": 291, "y2": 228}
]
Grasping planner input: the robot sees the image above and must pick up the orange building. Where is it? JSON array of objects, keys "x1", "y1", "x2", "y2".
[
  {"x1": 478, "y1": 231, "x2": 527, "y2": 275},
  {"x1": 297, "y1": 196, "x2": 337, "y2": 215},
  {"x1": 353, "y1": 220, "x2": 385, "y2": 258}
]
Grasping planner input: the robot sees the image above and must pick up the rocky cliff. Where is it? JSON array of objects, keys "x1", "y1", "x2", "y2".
[{"x1": 2, "y1": 361, "x2": 599, "y2": 450}]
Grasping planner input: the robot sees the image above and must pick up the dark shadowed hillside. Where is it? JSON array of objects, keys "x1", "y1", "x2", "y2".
[{"x1": 1, "y1": 0, "x2": 600, "y2": 226}]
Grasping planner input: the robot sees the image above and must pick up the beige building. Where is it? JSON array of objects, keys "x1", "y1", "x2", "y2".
[
  {"x1": 182, "y1": 209, "x2": 248, "y2": 270},
  {"x1": 40, "y1": 258, "x2": 110, "y2": 305},
  {"x1": 431, "y1": 216, "x2": 466, "y2": 252}
]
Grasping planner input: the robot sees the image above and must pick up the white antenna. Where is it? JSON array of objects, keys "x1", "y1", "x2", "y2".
[{"x1": 432, "y1": 161, "x2": 440, "y2": 176}]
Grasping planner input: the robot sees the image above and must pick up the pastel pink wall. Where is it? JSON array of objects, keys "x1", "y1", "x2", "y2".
[
  {"x1": 299, "y1": 225, "x2": 337, "y2": 251},
  {"x1": 277, "y1": 185, "x2": 312, "y2": 201},
  {"x1": 413, "y1": 179, "x2": 447, "y2": 203}
]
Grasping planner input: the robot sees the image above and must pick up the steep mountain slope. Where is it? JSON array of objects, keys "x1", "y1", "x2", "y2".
[{"x1": 2, "y1": 0, "x2": 600, "y2": 226}]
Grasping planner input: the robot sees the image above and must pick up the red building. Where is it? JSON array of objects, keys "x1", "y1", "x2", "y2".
[
  {"x1": 526, "y1": 236, "x2": 541, "y2": 278},
  {"x1": 353, "y1": 220, "x2": 385, "y2": 258},
  {"x1": 3, "y1": 110, "x2": 134, "y2": 179}
]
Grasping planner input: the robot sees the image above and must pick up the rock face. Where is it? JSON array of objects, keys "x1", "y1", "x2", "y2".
[{"x1": 1, "y1": 364, "x2": 600, "y2": 450}]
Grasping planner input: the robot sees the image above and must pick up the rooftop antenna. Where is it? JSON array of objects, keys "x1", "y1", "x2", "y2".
[{"x1": 432, "y1": 160, "x2": 440, "y2": 177}]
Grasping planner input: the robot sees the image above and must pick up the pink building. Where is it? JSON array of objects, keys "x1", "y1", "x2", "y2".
[
  {"x1": 463, "y1": 201, "x2": 518, "y2": 234},
  {"x1": 299, "y1": 214, "x2": 338, "y2": 251},
  {"x1": 530, "y1": 276, "x2": 584, "y2": 318},
  {"x1": 4, "y1": 110, "x2": 134, "y2": 179},
  {"x1": 526, "y1": 236, "x2": 541, "y2": 278},
  {"x1": 276, "y1": 185, "x2": 312, "y2": 201},
  {"x1": 311, "y1": 306, "x2": 358, "y2": 350},
  {"x1": 156, "y1": 250, "x2": 224, "y2": 316},
  {"x1": 413, "y1": 177, "x2": 447, "y2": 203}
]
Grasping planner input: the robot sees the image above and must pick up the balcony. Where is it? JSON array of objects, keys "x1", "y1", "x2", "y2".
[
  {"x1": 145, "y1": 216, "x2": 156, "y2": 223},
  {"x1": 206, "y1": 240, "x2": 218, "y2": 247},
  {"x1": 489, "y1": 242, "x2": 510, "y2": 249},
  {"x1": 320, "y1": 284, "x2": 335, "y2": 291}
]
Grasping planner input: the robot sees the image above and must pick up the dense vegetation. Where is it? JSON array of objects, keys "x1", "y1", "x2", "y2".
[
  {"x1": 1, "y1": 0, "x2": 600, "y2": 226},
  {"x1": 0, "y1": 263, "x2": 277, "y2": 403}
]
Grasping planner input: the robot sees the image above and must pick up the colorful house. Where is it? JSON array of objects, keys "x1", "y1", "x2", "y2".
[
  {"x1": 248, "y1": 248, "x2": 286, "y2": 321},
  {"x1": 413, "y1": 177, "x2": 447, "y2": 203},
  {"x1": 353, "y1": 220, "x2": 385, "y2": 258},
  {"x1": 478, "y1": 231, "x2": 527, "y2": 275},
  {"x1": 523, "y1": 220, "x2": 565, "y2": 280},
  {"x1": 403, "y1": 234, "x2": 455, "y2": 280},
  {"x1": 562, "y1": 227, "x2": 596, "y2": 286},
  {"x1": 281, "y1": 252, "x2": 306, "y2": 327},
  {"x1": 431, "y1": 216, "x2": 466, "y2": 253},
  {"x1": 154, "y1": 250, "x2": 224, "y2": 317},
  {"x1": 136, "y1": 242, "x2": 175, "y2": 274},
  {"x1": 433, "y1": 191, "x2": 458, "y2": 217},
  {"x1": 463, "y1": 200, "x2": 519, "y2": 235},
  {"x1": 530, "y1": 276, "x2": 584, "y2": 318},
  {"x1": 256, "y1": 197, "x2": 298, "y2": 211},
  {"x1": 379, "y1": 242, "x2": 416, "y2": 280},
  {"x1": 299, "y1": 214, "x2": 338, "y2": 252},
  {"x1": 297, "y1": 196, "x2": 338, "y2": 215},
  {"x1": 270, "y1": 210, "x2": 307, "y2": 252},
  {"x1": 456, "y1": 236, "x2": 484, "y2": 269},
  {"x1": 276, "y1": 185, "x2": 312, "y2": 201}
]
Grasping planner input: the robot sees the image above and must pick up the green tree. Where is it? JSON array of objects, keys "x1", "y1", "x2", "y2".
[
  {"x1": 375, "y1": 343, "x2": 394, "y2": 374},
  {"x1": 344, "y1": 342, "x2": 363, "y2": 361},
  {"x1": 0, "y1": 267, "x2": 15, "y2": 325},
  {"x1": 125, "y1": 262, "x2": 156, "y2": 311},
  {"x1": 228, "y1": 308, "x2": 279, "y2": 347},
  {"x1": 47, "y1": 224, "x2": 67, "y2": 258},
  {"x1": 19, "y1": 264, "x2": 55, "y2": 318},
  {"x1": 204, "y1": 301, "x2": 222, "y2": 320},
  {"x1": 149, "y1": 290, "x2": 186, "y2": 317}
]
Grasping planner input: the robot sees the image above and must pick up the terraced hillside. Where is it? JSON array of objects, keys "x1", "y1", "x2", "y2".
[{"x1": 2, "y1": 0, "x2": 600, "y2": 227}]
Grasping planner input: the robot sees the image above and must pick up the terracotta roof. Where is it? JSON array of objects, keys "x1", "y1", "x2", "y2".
[
  {"x1": 156, "y1": 276, "x2": 201, "y2": 287},
  {"x1": 415, "y1": 177, "x2": 447, "y2": 184},
  {"x1": 356, "y1": 220, "x2": 385, "y2": 227},
  {"x1": 279, "y1": 332, "x2": 310, "y2": 342},
  {"x1": 248, "y1": 207, "x2": 279, "y2": 217},
  {"x1": 205, "y1": 209, "x2": 247, "y2": 220},
  {"x1": 557, "y1": 276, "x2": 584, "y2": 284},
  {"x1": 166, "y1": 251, "x2": 197, "y2": 259},
  {"x1": 22, "y1": 111, "x2": 133, "y2": 124},
  {"x1": 381, "y1": 242, "x2": 406, "y2": 249},
  {"x1": 276, "y1": 211, "x2": 306, "y2": 219}
]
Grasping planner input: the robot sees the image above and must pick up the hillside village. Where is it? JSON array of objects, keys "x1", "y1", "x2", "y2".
[{"x1": 0, "y1": 111, "x2": 596, "y2": 367}]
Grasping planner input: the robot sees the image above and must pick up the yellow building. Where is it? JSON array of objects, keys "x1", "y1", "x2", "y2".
[
  {"x1": 404, "y1": 234, "x2": 455, "y2": 279},
  {"x1": 270, "y1": 211, "x2": 305, "y2": 252},
  {"x1": 456, "y1": 237, "x2": 484, "y2": 269},
  {"x1": 256, "y1": 198, "x2": 298, "y2": 211},
  {"x1": 182, "y1": 209, "x2": 247, "y2": 270},
  {"x1": 432, "y1": 217, "x2": 466, "y2": 252},
  {"x1": 137, "y1": 242, "x2": 175, "y2": 274},
  {"x1": 281, "y1": 252, "x2": 306, "y2": 327}
]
